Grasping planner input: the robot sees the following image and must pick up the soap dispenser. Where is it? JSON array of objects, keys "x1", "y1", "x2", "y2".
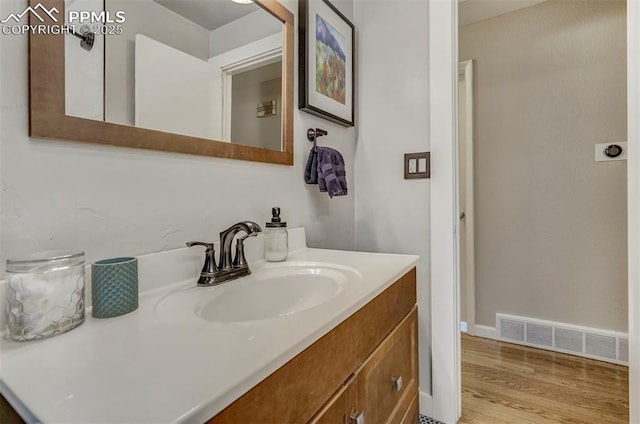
[{"x1": 265, "y1": 207, "x2": 288, "y2": 262}]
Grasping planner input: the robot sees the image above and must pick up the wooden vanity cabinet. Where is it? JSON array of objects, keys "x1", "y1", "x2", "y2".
[
  {"x1": 308, "y1": 374, "x2": 358, "y2": 424},
  {"x1": 210, "y1": 268, "x2": 418, "y2": 424},
  {"x1": 309, "y1": 308, "x2": 418, "y2": 424},
  {"x1": 356, "y1": 307, "x2": 418, "y2": 424}
]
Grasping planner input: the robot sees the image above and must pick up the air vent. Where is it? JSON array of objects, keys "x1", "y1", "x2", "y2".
[
  {"x1": 585, "y1": 333, "x2": 617, "y2": 360},
  {"x1": 619, "y1": 338, "x2": 629, "y2": 363},
  {"x1": 555, "y1": 327, "x2": 583, "y2": 353},
  {"x1": 526, "y1": 323, "x2": 552, "y2": 347},
  {"x1": 496, "y1": 313, "x2": 628, "y2": 366},
  {"x1": 499, "y1": 318, "x2": 525, "y2": 342}
]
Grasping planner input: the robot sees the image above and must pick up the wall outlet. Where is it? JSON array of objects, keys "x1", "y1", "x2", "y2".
[
  {"x1": 408, "y1": 159, "x2": 417, "y2": 174},
  {"x1": 404, "y1": 152, "x2": 430, "y2": 179}
]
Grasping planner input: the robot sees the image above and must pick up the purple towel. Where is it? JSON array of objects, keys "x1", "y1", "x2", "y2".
[
  {"x1": 304, "y1": 148, "x2": 318, "y2": 184},
  {"x1": 305, "y1": 146, "x2": 347, "y2": 198}
]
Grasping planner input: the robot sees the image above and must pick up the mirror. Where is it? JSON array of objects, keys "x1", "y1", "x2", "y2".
[{"x1": 30, "y1": 0, "x2": 293, "y2": 165}]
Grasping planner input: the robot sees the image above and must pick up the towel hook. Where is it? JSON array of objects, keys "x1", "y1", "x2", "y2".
[
  {"x1": 307, "y1": 128, "x2": 328, "y2": 150},
  {"x1": 66, "y1": 26, "x2": 95, "y2": 51}
]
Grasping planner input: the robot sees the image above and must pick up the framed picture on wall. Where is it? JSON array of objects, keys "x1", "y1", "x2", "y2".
[{"x1": 299, "y1": 0, "x2": 355, "y2": 127}]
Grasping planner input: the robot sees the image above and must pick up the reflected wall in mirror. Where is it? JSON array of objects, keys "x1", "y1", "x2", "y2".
[
  {"x1": 31, "y1": 0, "x2": 293, "y2": 165},
  {"x1": 64, "y1": 0, "x2": 284, "y2": 151}
]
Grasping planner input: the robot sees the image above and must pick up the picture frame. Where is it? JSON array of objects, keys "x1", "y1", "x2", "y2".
[{"x1": 299, "y1": 0, "x2": 355, "y2": 127}]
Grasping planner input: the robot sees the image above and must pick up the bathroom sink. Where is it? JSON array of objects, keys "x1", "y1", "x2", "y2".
[{"x1": 155, "y1": 262, "x2": 362, "y2": 327}]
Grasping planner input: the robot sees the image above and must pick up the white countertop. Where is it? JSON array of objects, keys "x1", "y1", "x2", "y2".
[{"x1": 0, "y1": 231, "x2": 418, "y2": 423}]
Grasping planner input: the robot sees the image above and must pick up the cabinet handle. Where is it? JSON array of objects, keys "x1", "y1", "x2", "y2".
[
  {"x1": 391, "y1": 375, "x2": 403, "y2": 392},
  {"x1": 349, "y1": 411, "x2": 365, "y2": 424}
]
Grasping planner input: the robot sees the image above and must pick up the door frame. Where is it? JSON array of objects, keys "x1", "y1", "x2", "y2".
[
  {"x1": 429, "y1": 1, "x2": 639, "y2": 422},
  {"x1": 428, "y1": 0, "x2": 460, "y2": 422},
  {"x1": 458, "y1": 59, "x2": 476, "y2": 336},
  {"x1": 627, "y1": 2, "x2": 639, "y2": 422}
]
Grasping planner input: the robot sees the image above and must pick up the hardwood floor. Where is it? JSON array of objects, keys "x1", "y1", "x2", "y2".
[{"x1": 459, "y1": 334, "x2": 629, "y2": 424}]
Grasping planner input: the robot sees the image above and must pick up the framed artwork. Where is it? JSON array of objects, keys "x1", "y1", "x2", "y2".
[{"x1": 299, "y1": 0, "x2": 355, "y2": 127}]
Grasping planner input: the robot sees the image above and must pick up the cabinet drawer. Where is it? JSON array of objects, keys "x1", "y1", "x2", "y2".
[
  {"x1": 357, "y1": 307, "x2": 418, "y2": 424},
  {"x1": 308, "y1": 375, "x2": 357, "y2": 424}
]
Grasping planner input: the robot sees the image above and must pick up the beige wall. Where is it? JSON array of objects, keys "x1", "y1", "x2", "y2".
[
  {"x1": 460, "y1": 0, "x2": 628, "y2": 332},
  {"x1": 231, "y1": 62, "x2": 282, "y2": 151}
]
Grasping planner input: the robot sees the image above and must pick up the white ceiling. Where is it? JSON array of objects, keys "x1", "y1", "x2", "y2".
[
  {"x1": 459, "y1": 0, "x2": 547, "y2": 27},
  {"x1": 152, "y1": 0, "x2": 259, "y2": 31}
]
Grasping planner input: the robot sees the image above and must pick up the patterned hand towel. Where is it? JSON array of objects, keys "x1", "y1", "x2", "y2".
[
  {"x1": 318, "y1": 147, "x2": 348, "y2": 197},
  {"x1": 304, "y1": 147, "x2": 319, "y2": 184},
  {"x1": 305, "y1": 146, "x2": 348, "y2": 197}
]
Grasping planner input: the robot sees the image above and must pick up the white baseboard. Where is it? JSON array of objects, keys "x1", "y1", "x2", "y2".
[
  {"x1": 472, "y1": 324, "x2": 497, "y2": 340},
  {"x1": 419, "y1": 390, "x2": 433, "y2": 417}
]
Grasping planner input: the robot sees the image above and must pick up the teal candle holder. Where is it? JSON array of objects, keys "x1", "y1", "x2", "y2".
[{"x1": 92, "y1": 257, "x2": 138, "y2": 318}]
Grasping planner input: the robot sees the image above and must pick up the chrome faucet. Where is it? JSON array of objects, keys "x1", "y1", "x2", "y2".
[{"x1": 187, "y1": 221, "x2": 262, "y2": 287}]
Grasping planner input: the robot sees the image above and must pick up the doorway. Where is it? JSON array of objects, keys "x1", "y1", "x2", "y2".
[
  {"x1": 458, "y1": 0, "x2": 628, "y2": 420},
  {"x1": 428, "y1": 1, "x2": 638, "y2": 423}
]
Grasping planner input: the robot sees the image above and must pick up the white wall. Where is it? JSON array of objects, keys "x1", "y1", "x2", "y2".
[
  {"x1": 104, "y1": 0, "x2": 211, "y2": 126},
  {"x1": 0, "y1": 0, "x2": 355, "y2": 277},
  {"x1": 460, "y1": 0, "x2": 628, "y2": 332},
  {"x1": 134, "y1": 35, "x2": 220, "y2": 140},
  {"x1": 64, "y1": 0, "x2": 104, "y2": 121},
  {"x1": 353, "y1": 0, "x2": 431, "y2": 400},
  {"x1": 209, "y1": 9, "x2": 282, "y2": 57}
]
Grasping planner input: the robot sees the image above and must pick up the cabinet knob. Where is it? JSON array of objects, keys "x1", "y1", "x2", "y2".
[
  {"x1": 349, "y1": 411, "x2": 365, "y2": 424},
  {"x1": 391, "y1": 375, "x2": 403, "y2": 392}
]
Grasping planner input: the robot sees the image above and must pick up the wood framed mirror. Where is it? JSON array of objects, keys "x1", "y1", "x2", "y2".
[{"x1": 29, "y1": 0, "x2": 294, "y2": 165}]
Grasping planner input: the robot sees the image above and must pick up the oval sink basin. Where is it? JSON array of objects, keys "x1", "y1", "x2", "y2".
[
  {"x1": 197, "y1": 266, "x2": 347, "y2": 323},
  {"x1": 155, "y1": 262, "x2": 362, "y2": 327}
]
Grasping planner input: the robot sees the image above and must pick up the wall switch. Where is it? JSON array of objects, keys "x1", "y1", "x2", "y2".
[
  {"x1": 418, "y1": 158, "x2": 427, "y2": 173},
  {"x1": 404, "y1": 152, "x2": 430, "y2": 179}
]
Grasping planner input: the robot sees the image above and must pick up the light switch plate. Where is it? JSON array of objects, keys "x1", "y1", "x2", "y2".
[{"x1": 404, "y1": 152, "x2": 430, "y2": 179}]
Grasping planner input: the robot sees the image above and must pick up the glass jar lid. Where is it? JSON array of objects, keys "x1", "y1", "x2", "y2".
[{"x1": 7, "y1": 250, "x2": 85, "y2": 273}]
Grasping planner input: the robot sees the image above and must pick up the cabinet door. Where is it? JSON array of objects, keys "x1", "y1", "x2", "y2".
[
  {"x1": 399, "y1": 395, "x2": 419, "y2": 424},
  {"x1": 357, "y1": 307, "x2": 418, "y2": 424},
  {"x1": 308, "y1": 374, "x2": 358, "y2": 424}
]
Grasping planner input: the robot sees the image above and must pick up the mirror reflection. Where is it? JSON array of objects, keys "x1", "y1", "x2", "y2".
[{"x1": 64, "y1": 0, "x2": 284, "y2": 151}]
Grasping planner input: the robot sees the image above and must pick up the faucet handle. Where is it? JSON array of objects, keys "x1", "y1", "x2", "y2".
[
  {"x1": 232, "y1": 233, "x2": 259, "y2": 269},
  {"x1": 186, "y1": 241, "x2": 214, "y2": 250},
  {"x1": 186, "y1": 241, "x2": 219, "y2": 286}
]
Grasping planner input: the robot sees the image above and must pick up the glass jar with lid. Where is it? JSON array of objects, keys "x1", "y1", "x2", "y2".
[
  {"x1": 6, "y1": 250, "x2": 86, "y2": 341},
  {"x1": 265, "y1": 207, "x2": 288, "y2": 262}
]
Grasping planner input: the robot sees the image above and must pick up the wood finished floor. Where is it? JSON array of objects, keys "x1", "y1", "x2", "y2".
[{"x1": 459, "y1": 334, "x2": 629, "y2": 424}]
